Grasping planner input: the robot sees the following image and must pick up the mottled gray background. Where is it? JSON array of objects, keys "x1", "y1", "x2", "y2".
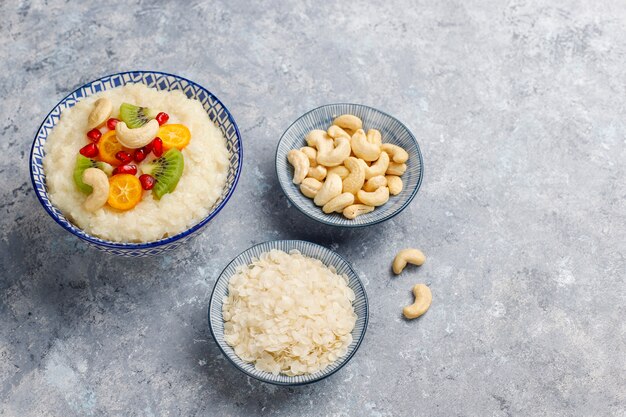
[{"x1": 1, "y1": 0, "x2": 625, "y2": 416}]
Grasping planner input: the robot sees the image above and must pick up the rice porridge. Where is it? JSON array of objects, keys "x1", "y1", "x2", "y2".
[{"x1": 43, "y1": 83, "x2": 229, "y2": 242}]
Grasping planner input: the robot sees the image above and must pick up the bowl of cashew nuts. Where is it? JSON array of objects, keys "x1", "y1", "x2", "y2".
[{"x1": 276, "y1": 104, "x2": 423, "y2": 227}]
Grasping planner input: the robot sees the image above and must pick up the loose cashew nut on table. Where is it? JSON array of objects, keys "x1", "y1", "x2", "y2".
[
  {"x1": 392, "y1": 248, "x2": 426, "y2": 274},
  {"x1": 403, "y1": 284, "x2": 432, "y2": 319}
]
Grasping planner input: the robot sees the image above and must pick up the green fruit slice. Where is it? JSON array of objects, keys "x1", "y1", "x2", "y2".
[
  {"x1": 143, "y1": 149, "x2": 184, "y2": 199},
  {"x1": 73, "y1": 155, "x2": 113, "y2": 194},
  {"x1": 119, "y1": 103, "x2": 158, "y2": 129}
]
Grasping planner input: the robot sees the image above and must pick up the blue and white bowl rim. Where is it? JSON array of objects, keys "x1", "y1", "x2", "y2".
[
  {"x1": 29, "y1": 70, "x2": 243, "y2": 250},
  {"x1": 208, "y1": 239, "x2": 370, "y2": 386},
  {"x1": 275, "y1": 103, "x2": 424, "y2": 227}
]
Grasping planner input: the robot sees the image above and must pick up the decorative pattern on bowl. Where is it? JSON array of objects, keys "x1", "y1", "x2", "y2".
[
  {"x1": 208, "y1": 240, "x2": 369, "y2": 385},
  {"x1": 276, "y1": 103, "x2": 423, "y2": 227},
  {"x1": 29, "y1": 71, "x2": 242, "y2": 257}
]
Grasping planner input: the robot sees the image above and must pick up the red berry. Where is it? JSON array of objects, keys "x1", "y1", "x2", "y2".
[
  {"x1": 115, "y1": 151, "x2": 133, "y2": 164},
  {"x1": 112, "y1": 165, "x2": 137, "y2": 176},
  {"x1": 139, "y1": 174, "x2": 156, "y2": 190},
  {"x1": 79, "y1": 143, "x2": 99, "y2": 158},
  {"x1": 107, "y1": 118, "x2": 119, "y2": 130},
  {"x1": 152, "y1": 137, "x2": 163, "y2": 157},
  {"x1": 155, "y1": 112, "x2": 169, "y2": 126},
  {"x1": 87, "y1": 128, "x2": 102, "y2": 142},
  {"x1": 134, "y1": 148, "x2": 148, "y2": 163}
]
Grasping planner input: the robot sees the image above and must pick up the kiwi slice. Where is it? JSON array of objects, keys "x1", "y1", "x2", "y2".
[
  {"x1": 119, "y1": 103, "x2": 158, "y2": 129},
  {"x1": 143, "y1": 149, "x2": 184, "y2": 199},
  {"x1": 73, "y1": 155, "x2": 113, "y2": 194}
]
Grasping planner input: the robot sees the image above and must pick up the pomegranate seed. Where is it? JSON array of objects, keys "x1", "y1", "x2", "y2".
[
  {"x1": 152, "y1": 137, "x2": 163, "y2": 157},
  {"x1": 86, "y1": 128, "x2": 102, "y2": 142},
  {"x1": 115, "y1": 151, "x2": 133, "y2": 164},
  {"x1": 155, "y1": 112, "x2": 169, "y2": 125},
  {"x1": 144, "y1": 141, "x2": 153, "y2": 153},
  {"x1": 79, "y1": 143, "x2": 99, "y2": 158},
  {"x1": 107, "y1": 118, "x2": 119, "y2": 130},
  {"x1": 134, "y1": 148, "x2": 148, "y2": 163},
  {"x1": 112, "y1": 165, "x2": 137, "y2": 176},
  {"x1": 139, "y1": 174, "x2": 156, "y2": 190}
]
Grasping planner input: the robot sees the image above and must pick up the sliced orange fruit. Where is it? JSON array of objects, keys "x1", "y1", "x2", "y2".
[
  {"x1": 107, "y1": 174, "x2": 142, "y2": 211},
  {"x1": 98, "y1": 130, "x2": 126, "y2": 165},
  {"x1": 158, "y1": 124, "x2": 191, "y2": 150}
]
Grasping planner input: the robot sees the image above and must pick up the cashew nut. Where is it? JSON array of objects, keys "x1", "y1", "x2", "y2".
[
  {"x1": 288, "y1": 115, "x2": 410, "y2": 219},
  {"x1": 363, "y1": 175, "x2": 388, "y2": 192},
  {"x1": 313, "y1": 173, "x2": 342, "y2": 206},
  {"x1": 287, "y1": 149, "x2": 310, "y2": 184},
  {"x1": 87, "y1": 98, "x2": 113, "y2": 129},
  {"x1": 333, "y1": 114, "x2": 363, "y2": 133},
  {"x1": 350, "y1": 129, "x2": 381, "y2": 162},
  {"x1": 327, "y1": 165, "x2": 350, "y2": 180},
  {"x1": 403, "y1": 284, "x2": 432, "y2": 319},
  {"x1": 364, "y1": 151, "x2": 390, "y2": 179},
  {"x1": 300, "y1": 177, "x2": 322, "y2": 198},
  {"x1": 82, "y1": 168, "x2": 109, "y2": 212},
  {"x1": 342, "y1": 204, "x2": 374, "y2": 219},
  {"x1": 392, "y1": 248, "x2": 426, "y2": 274},
  {"x1": 306, "y1": 130, "x2": 334, "y2": 155},
  {"x1": 306, "y1": 165, "x2": 327, "y2": 181},
  {"x1": 357, "y1": 186, "x2": 390, "y2": 206},
  {"x1": 342, "y1": 157, "x2": 366, "y2": 195},
  {"x1": 382, "y1": 143, "x2": 409, "y2": 164},
  {"x1": 327, "y1": 125, "x2": 351, "y2": 139},
  {"x1": 386, "y1": 175, "x2": 403, "y2": 195},
  {"x1": 316, "y1": 137, "x2": 351, "y2": 167},
  {"x1": 322, "y1": 192, "x2": 355, "y2": 214},
  {"x1": 115, "y1": 119, "x2": 159, "y2": 149},
  {"x1": 300, "y1": 146, "x2": 318, "y2": 167},
  {"x1": 366, "y1": 129, "x2": 382, "y2": 146},
  {"x1": 386, "y1": 162, "x2": 407, "y2": 176}
]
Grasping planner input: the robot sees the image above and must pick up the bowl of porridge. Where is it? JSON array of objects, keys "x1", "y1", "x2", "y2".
[{"x1": 30, "y1": 71, "x2": 242, "y2": 256}]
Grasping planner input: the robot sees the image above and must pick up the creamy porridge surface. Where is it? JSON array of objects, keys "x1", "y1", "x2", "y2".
[{"x1": 43, "y1": 84, "x2": 230, "y2": 242}]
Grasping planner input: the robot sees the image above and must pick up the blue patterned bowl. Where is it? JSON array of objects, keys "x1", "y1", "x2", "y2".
[
  {"x1": 29, "y1": 71, "x2": 242, "y2": 257},
  {"x1": 208, "y1": 240, "x2": 369, "y2": 385},
  {"x1": 276, "y1": 104, "x2": 423, "y2": 227}
]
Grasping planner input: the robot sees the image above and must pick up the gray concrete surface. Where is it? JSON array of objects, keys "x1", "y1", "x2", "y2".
[{"x1": 1, "y1": 0, "x2": 625, "y2": 416}]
